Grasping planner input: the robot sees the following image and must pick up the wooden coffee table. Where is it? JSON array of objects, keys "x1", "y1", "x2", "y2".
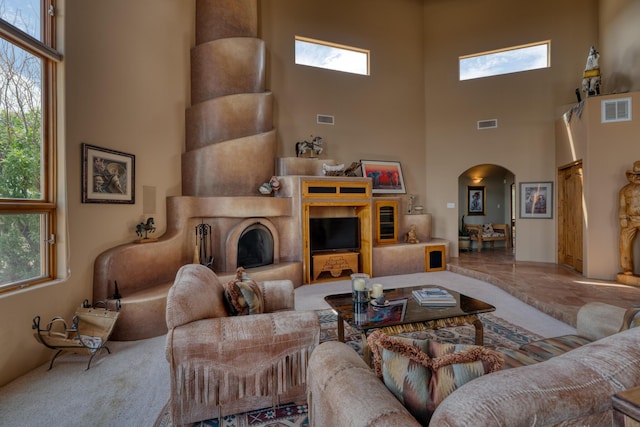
[{"x1": 324, "y1": 285, "x2": 496, "y2": 364}]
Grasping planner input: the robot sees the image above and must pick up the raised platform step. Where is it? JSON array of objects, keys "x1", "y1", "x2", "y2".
[{"x1": 372, "y1": 239, "x2": 449, "y2": 277}]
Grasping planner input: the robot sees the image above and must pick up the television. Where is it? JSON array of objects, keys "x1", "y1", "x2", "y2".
[{"x1": 309, "y1": 217, "x2": 360, "y2": 253}]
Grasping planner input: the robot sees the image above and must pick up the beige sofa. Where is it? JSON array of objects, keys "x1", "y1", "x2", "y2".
[
  {"x1": 165, "y1": 264, "x2": 320, "y2": 426},
  {"x1": 307, "y1": 303, "x2": 640, "y2": 426}
]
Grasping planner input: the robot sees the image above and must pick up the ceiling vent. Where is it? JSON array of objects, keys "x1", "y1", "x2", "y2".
[
  {"x1": 317, "y1": 114, "x2": 335, "y2": 125},
  {"x1": 602, "y1": 98, "x2": 632, "y2": 123},
  {"x1": 477, "y1": 119, "x2": 498, "y2": 129}
]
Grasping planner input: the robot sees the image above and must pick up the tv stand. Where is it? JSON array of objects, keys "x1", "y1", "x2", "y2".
[{"x1": 312, "y1": 251, "x2": 359, "y2": 282}]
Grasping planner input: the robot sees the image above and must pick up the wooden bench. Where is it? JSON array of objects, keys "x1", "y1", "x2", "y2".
[{"x1": 465, "y1": 223, "x2": 511, "y2": 252}]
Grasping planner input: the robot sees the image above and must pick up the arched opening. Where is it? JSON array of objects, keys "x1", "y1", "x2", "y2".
[{"x1": 458, "y1": 164, "x2": 515, "y2": 253}]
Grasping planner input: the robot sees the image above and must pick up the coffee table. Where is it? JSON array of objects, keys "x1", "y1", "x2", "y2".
[{"x1": 324, "y1": 285, "x2": 496, "y2": 364}]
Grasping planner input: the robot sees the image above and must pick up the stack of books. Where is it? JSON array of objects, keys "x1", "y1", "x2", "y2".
[{"x1": 412, "y1": 288, "x2": 456, "y2": 306}]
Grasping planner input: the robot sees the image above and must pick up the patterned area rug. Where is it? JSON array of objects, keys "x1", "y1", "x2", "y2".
[{"x1": 154, "y1": 309, "x2": 543, "y2": 427}]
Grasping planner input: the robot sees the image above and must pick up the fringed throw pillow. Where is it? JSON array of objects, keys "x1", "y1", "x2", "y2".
[
  {"x1": 223, "y1": 267, "x2": 264, "y2": 316},
  {"x1": 367, "y1": 330, "x2": 503, "y2": 425}
]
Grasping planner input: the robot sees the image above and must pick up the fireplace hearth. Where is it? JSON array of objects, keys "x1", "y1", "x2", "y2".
[{"x1": 237, "y1": 223, "x2": 274, "y2": 269}]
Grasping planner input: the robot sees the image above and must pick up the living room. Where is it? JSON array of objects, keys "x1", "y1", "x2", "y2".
[{"x1": 1, "y1": 0, "x2": 640, "y2": 395}]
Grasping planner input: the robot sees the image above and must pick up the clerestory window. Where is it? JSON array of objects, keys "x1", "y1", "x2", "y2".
[
  {"x1": 0, "y1": 0, "x2": 61, "y2": 293},
  {"x1": 295, "y1": 35, "x2": 370, "y2": 76},
  {"x1": 459, "y1": 41, "x2": 550, "y2": 81}
]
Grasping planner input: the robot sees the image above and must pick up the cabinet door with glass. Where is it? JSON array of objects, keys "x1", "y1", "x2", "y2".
[{"x1": 375, "y1": 200, "x2": 398, "y2": 244}]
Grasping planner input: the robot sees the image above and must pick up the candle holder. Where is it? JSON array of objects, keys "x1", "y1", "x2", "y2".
[
  {"x1": 353, "y1": 301, "x2": 369, "y2": 325},
  {"x1": 350, "y1": 273, "x2": 370, "y2": 302}
]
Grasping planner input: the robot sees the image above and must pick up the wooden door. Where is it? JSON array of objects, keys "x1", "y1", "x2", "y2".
[{"x1": 558, "y1": 162, "x2": 583, "y2": 272}]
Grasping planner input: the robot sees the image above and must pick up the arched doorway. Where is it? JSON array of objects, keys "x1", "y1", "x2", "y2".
[{"x1": 458, "y1": 164, "x2": 515, "y2": 253}]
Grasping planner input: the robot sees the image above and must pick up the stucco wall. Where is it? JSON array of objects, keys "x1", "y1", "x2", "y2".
[
  {"x1": 423, "y1": 0, "x2": 599, "y2": 262},
  {"x1": 0, "y1": 0, "x2": 193, "y2": 386},
  {"x1": 259, "y1": 0, "x2": 427, "y2": 209},
  {"x1": 558, "y1": 93, "x2": 640, "y2": 279}
]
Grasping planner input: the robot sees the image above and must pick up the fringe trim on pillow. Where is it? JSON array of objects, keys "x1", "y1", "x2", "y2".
[
  {"x1": 169, "y1": 345, "x2": 312, "y2": 421},
  {"x1": 367, "y1": 330, "x2": 503, "y2": 377}
]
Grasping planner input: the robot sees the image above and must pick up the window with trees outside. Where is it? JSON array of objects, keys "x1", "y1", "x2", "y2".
[{"x1": 0, "y1": 0, "x2": 61, "y2": 293}]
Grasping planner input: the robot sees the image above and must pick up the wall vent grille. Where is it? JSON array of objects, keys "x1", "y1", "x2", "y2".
[
  {"x1": 477, "y1": 119, "x2": 498, "y2": 129},
  {"x1": 317, "y1": 114, "x2": 335, "y2": 125},
  {"x1": 602, "y1": 98, "x2": 632, "y2": 123}
]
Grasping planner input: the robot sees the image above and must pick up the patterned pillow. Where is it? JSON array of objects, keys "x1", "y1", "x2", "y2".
[
  {"x1": 223, "y1": 268, "x2": 264, "y2": 316},
  {"x1": 482, "y1": 223, "x2": 494, "y2": 235},
  {"x1": 367, "y1": 330, "x2": 503, "y2": 425}
]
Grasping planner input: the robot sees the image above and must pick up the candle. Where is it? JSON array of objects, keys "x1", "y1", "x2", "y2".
[
  {"x1": 353, "y1": 278, "x2": 366, "y2": 291},
  {"x1": 371, "y1": 283, "x2": 384, "y2": 298}
]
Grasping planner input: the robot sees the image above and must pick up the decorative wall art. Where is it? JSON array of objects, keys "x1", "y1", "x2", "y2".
[
  {"x1": 360, "y1": 160, "x2": 406, "y2": 194},
  {"x1": 519, "y1": 182, "x2": 553, "y2": 219},
  {"x1": 82, "y1": 143, "x2": 135, "y2": 204},
  {"x1": 467, "y1": 186, "x2": 485, "y2": 216}
]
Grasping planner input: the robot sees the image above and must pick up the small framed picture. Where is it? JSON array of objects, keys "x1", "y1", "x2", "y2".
[
  {"x1": 467, "y1": 186, "x2": 485, "y2": 216},
  {"x1": 82, "y1": 143, "x2": 135, "y2": 204},
  {"x1": 360, "y1": 160, "x2": 406, "y2": 194},
  {"x1": 519, "y1": 182, "x2": 553, "y2": 219}
]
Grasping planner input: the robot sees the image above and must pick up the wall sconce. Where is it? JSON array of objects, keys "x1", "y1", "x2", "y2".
[{"x1": 472, "y1": 177, "x2": 483, "y2": 184}]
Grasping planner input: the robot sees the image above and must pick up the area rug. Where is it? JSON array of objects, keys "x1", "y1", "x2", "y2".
[{"x1": 154, "y1": 309, "x2": 543, "y2": 426}]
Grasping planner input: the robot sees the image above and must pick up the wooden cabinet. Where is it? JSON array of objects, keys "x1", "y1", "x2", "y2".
[
  {"x1": 302, "y1": 178, "x2": 372, "y2": 284},
  {"x1": 375, "y1": 200, "x2": 399, "y2": 244}
]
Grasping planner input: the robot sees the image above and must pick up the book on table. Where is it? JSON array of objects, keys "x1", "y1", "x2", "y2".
[{"x1": 412, "y1": 288, "x2": 457, "y2": 306}]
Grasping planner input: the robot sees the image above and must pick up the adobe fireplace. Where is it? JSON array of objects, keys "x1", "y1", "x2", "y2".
[
  {"x1": 224, "y1": 217, "x2": 280, "y2": 273},
  {"x1": 237, "y1": 222, "x2": 274, "y2": 268}
]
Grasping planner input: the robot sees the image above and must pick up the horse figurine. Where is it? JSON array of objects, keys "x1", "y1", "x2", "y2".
[
  {"x1": 295, "y1": 135, "x2": 324, "y2": 158},
  {"x1": 135, "y1": 217, "x2": 156, "y2": 240},
  {"x1": 582, "y1": 46, "x2": 601, "y2": 97}
]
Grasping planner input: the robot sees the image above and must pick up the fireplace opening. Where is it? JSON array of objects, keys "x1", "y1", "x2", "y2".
[{"x1": 237, "y1": 223, "x2": 274, "y2": 268}]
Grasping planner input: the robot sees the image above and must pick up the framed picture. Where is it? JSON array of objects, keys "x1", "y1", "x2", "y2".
[
  {"x1": 82, "y1": 143, "x2": 135, "y2": 204},
  {"x1": 360, "y1": 160, "x2": 406, "y2": 194},
  {"x1": 467, "y1": 185, "x2": 485, "y2": 216},
  {"x1": 519, "y1": 181, "x2": 553, "y2": 219}
]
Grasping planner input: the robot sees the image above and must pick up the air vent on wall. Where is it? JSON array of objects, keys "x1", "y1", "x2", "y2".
[
  {"x1": 317, "y1": 114, "x2": 335, "y2": 125},
  {"x1": 477, "y1": 119, "x2": 498, "y2": 129},
  {"x1": 602, "y1": 98, "x2": 632, "y2": 123}
]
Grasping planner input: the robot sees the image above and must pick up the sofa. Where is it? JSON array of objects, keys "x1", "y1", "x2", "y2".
[
  {"x1": 307, "y1": 302, "x2": 640, "y2": 426},
  {"x1": 165, "y1": 264, "x2": 320, "y2": 426}
]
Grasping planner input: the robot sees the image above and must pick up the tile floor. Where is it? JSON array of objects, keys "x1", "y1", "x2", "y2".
[{"x1": 449, "y1": 247, "x2": 640, "y2": 327}]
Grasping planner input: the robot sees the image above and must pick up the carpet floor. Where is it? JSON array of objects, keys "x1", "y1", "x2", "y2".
[
  {"x1": 0, "y1": 272, "x2": 574, "y2": 427},
  {"x1": 153, "y1": 308, "x2": 544, "y2": 427}
]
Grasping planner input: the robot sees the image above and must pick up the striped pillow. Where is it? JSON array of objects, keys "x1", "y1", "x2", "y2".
[
  {"x1": 223, "y1": 268, "x2": 264, "y2": 316},
  {"x1": 368, "y1": 331, "x2": 503, "y2": 425}
]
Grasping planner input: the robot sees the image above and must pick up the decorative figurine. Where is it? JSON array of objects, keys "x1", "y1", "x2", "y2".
[
  {"x1": 268, "y1": 176, "x2": 281, "y2": 192},
  {"x1": 322, "y1": 163, "x2": 345, "y2": 176},
  {"x1": 295, "y1": 135, "x2": 323, "y2": 158},
  {"x1": 581, "y1": 46, "x2": 601, "y2": 97},
  {"x1": 619, "y1": 161, "x2": 640, "y2": 277},
  {"x1": 258, "y1": 183, "x2": 272, "y2": 195},
  {"x1": 343, "y1": 161, "x2": 361, "y2": 177},
  {"x1": 405, "y1": 224, "x2": 420, "y2": 244},
  {"x1": 135, "y1": 217, "x2": 156, "y2": 241}
]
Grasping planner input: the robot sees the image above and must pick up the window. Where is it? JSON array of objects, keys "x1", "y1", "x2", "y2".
[
  {"x1": 295, "y1": 36, "x2": 370, "y2": 76},
  {"x1": 459, "y1": 41, "x2": 550, "y2": 81},
  {"x1": 0, "y1": 0, "x2": 61, "y2": 292}
]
